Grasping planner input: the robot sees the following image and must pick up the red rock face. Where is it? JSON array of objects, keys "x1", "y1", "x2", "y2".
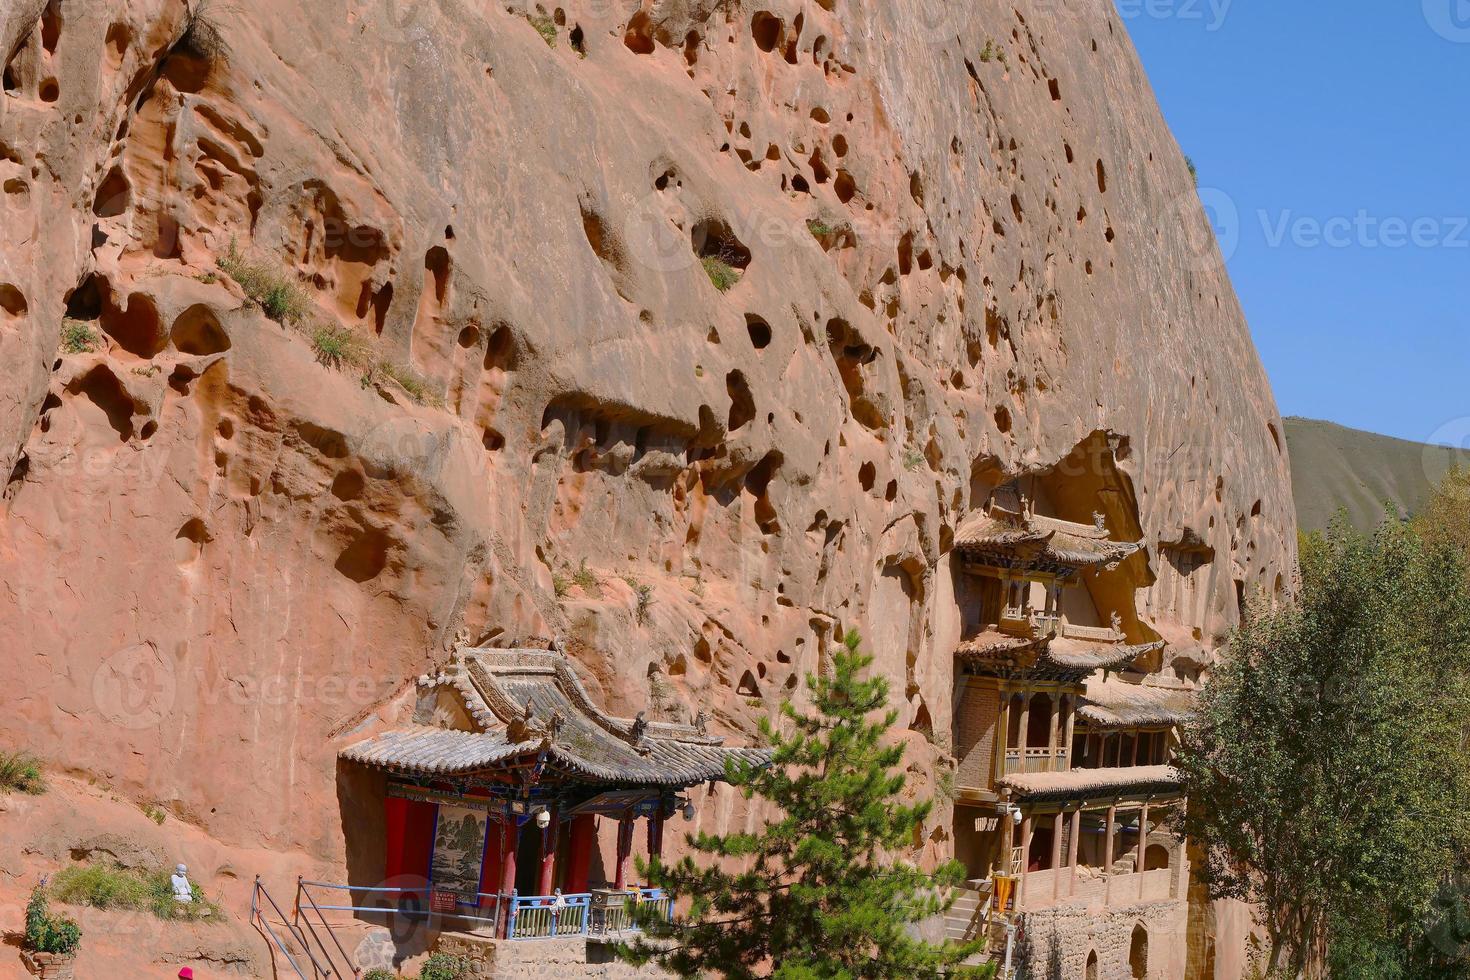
[{"x1": 0, "y1": 0, "x2": 1291, "y2": 915}]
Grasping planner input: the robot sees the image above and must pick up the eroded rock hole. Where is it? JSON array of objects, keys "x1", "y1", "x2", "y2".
[
  {"x1": 93, "y1": 167, "x2": 130, "y2": 218},
  {"x1": 624, "y1": 11, "x2": 655, "y2": 54},
  {"x1": 102, "y1": 291, "x2": 165, "y2": 358},
  {"x1": 71, "y1": 365, "x2": 135, "y2": 440},
  {"x1": 335, "y1": 527, "x2": 392, "y2": 583},
  {"x1": 751, "y1": 11, "x2": 782, "y2": 53},
  {"x1": 484, "y1": 323, "x2": 517, "y2": 371},
  {"x1": 41, "y1": 2, "x2": 62, "y2": 54},
  {"x1": 737, "y1": 670, "x2": 761, "y2": 698},
  {"x1": 691, "y1": 218, "x2": 750, "y2": 269},
  {"x1": 175, "y1": 518, "x2": 211, "y2": 564},
  {"x1": 746, "y1": 450, "x2": 782, "y2": 534},
  {"x1": 745, "y1": 314, "x2": 771, "y2": 350},
  {"x1": 170, "y1": 304, "x2": 230, "y2": 355},
  {"x1": 330, "y1": 469, "x2": 365, "y2": 501},
  {"x1": 859, "y1": 461, "x2": 875, "y2": 491},
  {"x1": 1096, "y1": 159, "x2": 1107, "y2": 193},
  {"x1": 581, "y1": 206, "x2": 629, "y2": 275},
  {"x1": 424, "y1": 246, "x2": 450, "y2": 305},
  {"x1": 726, "y1": 370, "x2": 755, "y2": 431},
  {"x1": 0, "y1": 284, "x2": 26, "y2": 318}
]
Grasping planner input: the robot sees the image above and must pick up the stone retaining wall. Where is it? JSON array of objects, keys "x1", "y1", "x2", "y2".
[{"x1": 1016, "y1": 899, "x2": 1189, "y2": 980}]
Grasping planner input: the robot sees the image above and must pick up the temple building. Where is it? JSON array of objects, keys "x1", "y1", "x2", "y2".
[
  {"x1": 335, "y1": 647, "x2": 768, "y2": 959},
  {"x1": 945, "y1": 478, "x2": 1197, "y2": 978}
]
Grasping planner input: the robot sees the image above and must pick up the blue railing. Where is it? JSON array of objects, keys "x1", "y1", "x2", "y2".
[
  {"x1": 507, "y1": 888, "x2": 671, "y2": 940},
  {"x1": 507, "y1": 892, "x2": 591, "y2": 938},
  {"x1": 289, "y1": 879, "x2": 670, "y2": 942}
]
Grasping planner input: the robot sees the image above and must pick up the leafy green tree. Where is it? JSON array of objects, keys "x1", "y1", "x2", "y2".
[
  {"x1": 1416, "y1": 464, "x2": 1470, "y2": 571},
  {"x1": 1174, "y1": 515, "x2": 1470, "y2": 977},
  {"x1": 619, "y1": 631, "x2": 991, "y2": 979}
]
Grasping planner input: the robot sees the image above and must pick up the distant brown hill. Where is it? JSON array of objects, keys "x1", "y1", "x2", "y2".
[{"x1": 1284, "y1": 418, "x2": 1470, "y2": 532}]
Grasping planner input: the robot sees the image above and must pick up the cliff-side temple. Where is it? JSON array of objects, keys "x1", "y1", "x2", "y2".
[
  {"x1": 943, "y1": 445, "x2": 1202, "y2": 977},
  {"x1": 325, "y1": 649, "x2": 767, "y2": 971}
]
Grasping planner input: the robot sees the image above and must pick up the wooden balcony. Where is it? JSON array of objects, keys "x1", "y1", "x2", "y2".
[
  {"x1": 1014, "y1": 866, "x2": 1178, "y2": 912},
  {"x1": 1002, "y1": 747, "x2": 1068, "y2": 777},
  {"x1": 997, "y1": 610, "x2": 1061, "y2": 640}
]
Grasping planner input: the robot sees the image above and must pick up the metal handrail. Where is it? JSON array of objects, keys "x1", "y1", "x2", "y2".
[
  {"x1": 294, "y1": 877, "x2": 359, "y2": 979},
  {"x1": 297, "y1": 880, "x2": 501, "y2": 928},
  {"x1": 250, "y1": 877, "x2": 319, "y2": 980}
]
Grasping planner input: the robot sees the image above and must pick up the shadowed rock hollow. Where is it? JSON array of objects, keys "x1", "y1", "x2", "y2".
[{"x1": 0, "y1": 0, "x2": 1292, "y2": 947}]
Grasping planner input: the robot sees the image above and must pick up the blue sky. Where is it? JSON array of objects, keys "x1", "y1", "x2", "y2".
[{"x1": 1123, "y1": 1, "x2": 1470, "y2": 448}]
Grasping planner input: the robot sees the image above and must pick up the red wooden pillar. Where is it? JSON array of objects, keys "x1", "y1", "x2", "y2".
[
  {"x1": 613, "y1": 815, "x2": 635, "y2": 889},
  {"x1": 564, "y1": 815, "x2": 595, "y2": 893},
  {"x1": 647, "y1": 811, "x2": 665, "y2": 862},
  {"x1": 497, "y1": 818, "x2": 519, "y2": 938},
  {"x1": 537, "y1": 809, "x2": 558, "y2": 896}
]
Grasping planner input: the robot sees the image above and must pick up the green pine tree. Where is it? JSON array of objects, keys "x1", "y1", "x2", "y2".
[{"x1": 619, "y1": 631, "x2": 993, "y2": 979}]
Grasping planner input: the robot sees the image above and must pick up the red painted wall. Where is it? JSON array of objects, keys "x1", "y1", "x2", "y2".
[
  {"x1": 383, "y1": 796, "x2": 435, "y2": 898},
  {"x1": 564, "y1": 814, "x2": 596, "y2": 893}
]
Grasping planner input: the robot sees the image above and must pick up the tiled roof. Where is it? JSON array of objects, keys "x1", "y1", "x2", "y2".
[
  {"x1": 999, "y1": 764, "x2": 1182, "y2": 803},
  {"x1": 954, "y1": 508, "x2": 1142, "y2": 570},
  {"x1": 1078, "y1": 681, "x2": 1195, "y2": 729},
  {"x1": 340, "y1": 727, "x2": 536, "y2": 775},
  {"x1": 955, "y1": 631, "x2": 1040, "y2": 661},
  {"x1": 339, "y1": 649, "x2": 770, "y2": 787},
  {"x1": 1045, "y1": 638, "x2": 1163, "y2": 672},
  {"x1": 955, "y1": 633, "x2": 1159, "y2": 678}
]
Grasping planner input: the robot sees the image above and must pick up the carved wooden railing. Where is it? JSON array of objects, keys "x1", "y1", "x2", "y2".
[{"x1": 1061, "y1": 622, "x2": 1124, "y2": 643}]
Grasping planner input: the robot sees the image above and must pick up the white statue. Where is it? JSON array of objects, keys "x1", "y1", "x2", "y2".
[{"x1": 171, "y1": 863, "x2": 194, "y2": 903}]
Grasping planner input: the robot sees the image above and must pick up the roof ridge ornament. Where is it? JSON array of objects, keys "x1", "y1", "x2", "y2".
[
  {"x1": 1093, "y1": 511, "x2": 1108, "y2": 532},
  {"x1": 631, "y1": 711, "x2": 652, "y2": 755}
]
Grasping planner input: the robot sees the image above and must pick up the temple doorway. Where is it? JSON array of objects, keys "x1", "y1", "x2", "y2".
[{"x1": 514, "y1": 822, "x2": 541, "y2": 895}]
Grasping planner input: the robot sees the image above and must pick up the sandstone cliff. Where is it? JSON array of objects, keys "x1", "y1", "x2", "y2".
[{"x1": 1, "y1": 0, "x2": 1292, "y2": 915}]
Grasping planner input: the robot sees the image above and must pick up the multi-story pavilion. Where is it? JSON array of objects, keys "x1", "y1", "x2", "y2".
[{"x1": 946, "y1": 481, "x2": 1196, "y2": 973}]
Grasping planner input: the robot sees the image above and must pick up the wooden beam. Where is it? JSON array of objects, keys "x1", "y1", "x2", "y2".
[
  {"x1": 1067, "y1": 806, "x2": 1081, "y2": 896},
  {"x1": 1137, "y1": 802, "x2": 1151, "y2": 898},
  {"x1": 1050, "y1": 812, "x2": 1064, "y2": 901},
  {"x1": 1018, "y1": 814, "x2": 1033, "y2": 907}
]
